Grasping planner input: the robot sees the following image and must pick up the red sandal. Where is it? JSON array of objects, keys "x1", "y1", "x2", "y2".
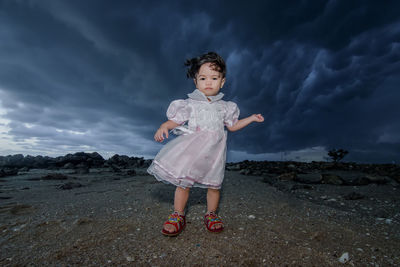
[
  {"x1": 161, "y1": 212, "x2": 186, "y2": 237},
  {"x1": 204, "y1": 211, "x2": 224, "y2": 233}
]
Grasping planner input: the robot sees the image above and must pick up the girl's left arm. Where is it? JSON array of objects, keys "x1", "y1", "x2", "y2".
[{"x1": 227, "y1": 114, "x2": 264, "y2": 132}]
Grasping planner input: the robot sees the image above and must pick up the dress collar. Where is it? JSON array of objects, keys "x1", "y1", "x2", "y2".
[{"x1": 187, "y1": 89, "x2": 224, "y2": 103}]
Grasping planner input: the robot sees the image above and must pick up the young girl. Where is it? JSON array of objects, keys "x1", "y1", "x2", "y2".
[{"x1": 147, "y1": 52, "x2": 264, "y2": 236}]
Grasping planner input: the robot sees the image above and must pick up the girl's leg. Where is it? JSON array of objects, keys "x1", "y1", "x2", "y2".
[
  {"x1": 206, "y1": 188, "x2": 223, "y2": 230},
  {"x1": 164, "y1": 186, "x2": 190, "y2": 233},
  {"x1": 174, "y1": 186, "x2": 190, "y2": 213}
]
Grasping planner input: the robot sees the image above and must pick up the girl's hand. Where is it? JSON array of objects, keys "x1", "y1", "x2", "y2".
[
  {"x1": 154, "y1": 126, "x2": 169, "y2": 142},
  {"x1": 251, "y1": 114, "x2": 264, "y2": 122}
]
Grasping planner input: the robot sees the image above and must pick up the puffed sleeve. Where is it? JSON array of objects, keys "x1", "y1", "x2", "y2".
[
  {"x1": 224, "y1": 101, "x2": 240, "y2": 127},
  {"x1": 166, "y1": 99, "x2": 190, "y2": 124}
]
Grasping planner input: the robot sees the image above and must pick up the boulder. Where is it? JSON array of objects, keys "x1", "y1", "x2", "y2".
[
  {"x1": 62, "y1": 163, "x2": 75, "y2": 169},
  {"x1": 287, "y1": 164, "x2": 296, "y2": 169},
  {"x1": 126, "y1": 169, "x2": 137, "y2": 176},
  {"x1": 277, "y1": 172, "x2": 297, "y2": 181},
  {"x1": 0, "y1": 168, "x2": 19, "y2": 177},
  {"x1": 262, "y1": 176, "x2": 278, "y2": 185},
  {"x1": 110, "y1": 164, "x2": 121, "y2": 173},
  {"x1": 344, "y1": 192, "x2": 365, "y2": 200},
  {"x1": 349, "y1": 175, "x2": 390, "y2": 186},
  {"x1": 320, "y1": 163, "x2": 336, "y2": 170},
  {"x1": 19, "y1": 167, "x2": 30, "y2": 172},
  {"x1": 296, "y1": 173, "x2": 322, "y2": 184},
  {"x1": 363, "y1": 175, "x2": 389, "y2": 185},
  {"x1": 59, "y1": 182, "x2": 82, "y2": 190},
  {"x1": 348, "y1": 177, "x2": 370, "y2": 186},
  {"x1": 239, "y1": 169, "x2": 252, "y2": 175},
  {"x1": 105, "y1": 154, "x2": 149, "y2": 168},
  {"x1": 56, "y1": 152, "x2": 105, "y2": 168},
  {"x1": 75, "y1": 162, "x2": 89, "y2": 169},
  {"x1": 320, "y1": 173, "x2": 344, "y2": 185},
  {"x1": 41, "y1": 173, "x2": 69, "y2": 180},
  {"x1": 226, "y1": 164, "x2": 241, "y2": 171},
  {"x1": 75, "y1": 167, "x2": 89, "y2": 174},
  {"x1": 391, "y1": 174, "x2": 400, "y2": 184},
  {"x1": 290, "y1": 184, "x2": 314, "y2": 190},
  {"x1": 143, "y1": 159, "x2": 152, "y2": 168},
  {"x1": 252, "y1": 170, "x2": 263, "y2": 176}
]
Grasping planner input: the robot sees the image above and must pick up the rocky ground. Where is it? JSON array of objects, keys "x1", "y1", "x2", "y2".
[{"x1": 0, "y1": 154, "x2": 399, "y2": 266}]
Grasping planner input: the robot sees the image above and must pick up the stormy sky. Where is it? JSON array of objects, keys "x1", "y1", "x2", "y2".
[{"x1": 0, "y1": 0, "x2": 399, "y2": 163}]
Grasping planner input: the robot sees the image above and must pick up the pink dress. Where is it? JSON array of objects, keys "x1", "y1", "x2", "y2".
[{"x1": 147, "y1": 89, "x2": 240, "y2": 189}]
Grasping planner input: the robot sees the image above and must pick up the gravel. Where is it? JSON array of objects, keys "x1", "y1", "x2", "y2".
[{"x1": 0, "y1": 168, "x2": 399, "y2": 266}]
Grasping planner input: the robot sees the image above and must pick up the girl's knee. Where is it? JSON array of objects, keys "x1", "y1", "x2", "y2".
[
  {"x1": 207, "y1": 188, "x2": 220, "y2": 193},
  {"x1": 176, "y1": 186, "x2": 190, "y2": 192}
]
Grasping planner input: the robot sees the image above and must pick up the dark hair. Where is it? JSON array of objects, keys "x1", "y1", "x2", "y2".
[{"x1": 184, "y1": 52, "x2": 226, "y2": 79}]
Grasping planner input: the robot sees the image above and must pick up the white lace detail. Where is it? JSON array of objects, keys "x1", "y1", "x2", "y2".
[
  {"x1": 188, "y1": 100, "x2": 225, "y2": 132},
  {"x1": 167, "y1": 90, "x2": 239, "y2": 134}
]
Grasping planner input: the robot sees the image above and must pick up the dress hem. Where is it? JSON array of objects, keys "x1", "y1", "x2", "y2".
[{"x1": 147, "y1": 160, "x2": 222, "y2": 189}]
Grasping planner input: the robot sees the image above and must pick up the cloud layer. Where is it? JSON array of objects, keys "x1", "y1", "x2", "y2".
[{"x1": 0, "y1": 0, "x2": 399, "y2": 163}]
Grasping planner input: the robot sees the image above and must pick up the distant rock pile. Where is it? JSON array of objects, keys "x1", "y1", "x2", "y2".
[
  {"x1": 0, "y1": 168, "x2": 19, "y2": 178},
  {"x1": 1, "y1": 153, "x2": 400, "y2": 187},
  {"x1": 226, "y1": 160, "x2": 400, "y2": 186},
  {"x1": 0, "y1": 152, "x2": 152, "y2": 177}
]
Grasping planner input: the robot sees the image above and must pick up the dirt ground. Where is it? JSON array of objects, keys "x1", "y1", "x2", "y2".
[{"x1": 0, "y1": 168, "x2": 399, "y2": 266}]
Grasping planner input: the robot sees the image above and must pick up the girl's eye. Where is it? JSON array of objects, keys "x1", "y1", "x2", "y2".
[
  {"x1": 200, "y1": 78, "x2": 205, "y2": 80},
  {"x1": 213, "y1": 78, "x2": 218, "y2": 80}
]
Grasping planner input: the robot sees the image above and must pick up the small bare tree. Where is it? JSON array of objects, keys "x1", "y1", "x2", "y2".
[{"x1": 328, "y1": 149, "x2": 348, "y2": 163}]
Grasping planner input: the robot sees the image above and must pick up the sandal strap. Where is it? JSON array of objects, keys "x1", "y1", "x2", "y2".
[
  {"x1": 205, "y1": 211, "x2": 220, "y2": 219},
  {"x1": 168, "y1": 212, "x2": 184, "y2": 222},
  {"x1": 164, "y1": 212, "x2": 185, "y2": 232},
  {"x1": 205, "y1": 211, "x2": 217, "y2": 216},
  {"x1": 204, "y1": 212, "x2": 223, "y2": 228}
]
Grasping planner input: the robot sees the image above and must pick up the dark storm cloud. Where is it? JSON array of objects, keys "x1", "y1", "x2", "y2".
[
  {"x1": 0, "y1": 0, "x2": 399, "y2": 162},
  {"x1": 225, "y1": 17, "x2": 400, "y2": 162}
]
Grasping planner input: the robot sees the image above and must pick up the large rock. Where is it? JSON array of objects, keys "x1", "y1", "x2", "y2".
[
  {"x1": 344, "y1": 192, "x2": 365, "y2": 200},
  {"x1": 41, "y1": 173, "x2": 69, "y2": 180},
  {"x1": 59, "y1": 182, "x2": 82, "y2": 190},
  {"x1": 277, "y1": 172, "x2": 297, "y2": 181},
  {"x1": 349, "y1": 175, "x2": 390, "y2": 186},
  {"x1": 75, "y1": 167, "x2": 89, "y2": 174},
  {"x1": 62, "y1": 163, "x2": 75, "y2": 169},
  {"x1": 348, "y1": 176, "x2": 370, "y2": 186},
  {"x1": 239, "y1": 169, "x2": 252, "y2": 175},
  {"x1": 226, "y1": 163, "x2": 241, "y2": 171},
  {"x1": 320, "y1": 173, "x2": 344, "y2": 185},
  {"x1": 0, "y1": 168, "x2": 19, "y2": 178},
  {"x1": 75, "y1": 162, "x2": 89, "y2": 169},
  {"x1": 19, "y1": 167, "x2": 30, "y2": 172},
  {"x1": 363, "y1": 175, "x2": 389, "y2": 184},
  {"x1": 125, "y1": 169, "x2": 137, "y2": 176},
  {"x1": 391, "y1": 174, "x2": 400, "y2": 184},
  {"x1": 1, "y1": 154, "x2": 24, "y2": 167},
  {"x1": 105, "y1": 154, "x2": 149, "y2": 168},
  {"x1": 56, "y1": 152, "x2": 105, "y2": 168},
  {"x1": 296, "y1": 173, "x2": 322, "y2": 184}
]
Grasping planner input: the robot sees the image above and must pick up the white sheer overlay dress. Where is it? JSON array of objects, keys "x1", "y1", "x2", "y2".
[{"x1": 147, "y1": 89, "x2": 240, "y2": 189}]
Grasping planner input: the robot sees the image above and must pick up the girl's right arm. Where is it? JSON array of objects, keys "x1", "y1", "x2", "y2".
[{"x1": 154, "y1": 120, "x2": 180, "y2": 142}]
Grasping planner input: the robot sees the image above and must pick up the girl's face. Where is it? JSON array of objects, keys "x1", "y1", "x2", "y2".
[{"x1": 194, "y1": 62, "x2": 225, "y2": 96}]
